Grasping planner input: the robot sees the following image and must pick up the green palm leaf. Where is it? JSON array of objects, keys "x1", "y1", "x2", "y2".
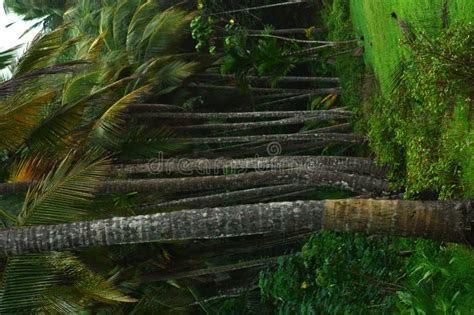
[
  {"x1": 113, "y1": 0, "x2": 139, "y2": 49},
  {"x1": 14, "y1": 27, "x2": 79, "y2": 76},
  {"x1": 91, "y1": 84, "x2": 151, "y2": 145},
  {"x1": 17, "y1": 150, "x2": 109, "y2": 226},
  {"x1": 143, "y1": 9, "x2": 195, "y2": 60},
  {"x1": 126, "y1": 0, "x2": 158, "y2": 55},
  {"x1": 24, "y1": 76, "x2": 133, "y2": 151},
  {"x1": 0, "y1": 90, "x2": 56, "y2": 151},
  {"x1": 0, "y1": 254, "x2": 71, "y2": 313},
  {"x1": 0, "y1": 45, "x2": 20, "y2": 71}
]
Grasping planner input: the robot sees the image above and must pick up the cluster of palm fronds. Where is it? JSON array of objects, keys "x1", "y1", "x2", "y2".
[{"x1": 0, "y1": 0, "x2": 210, "y2": 312}]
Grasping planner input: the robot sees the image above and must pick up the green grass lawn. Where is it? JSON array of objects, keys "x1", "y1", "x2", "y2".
[{"x1": 344, "y1": 0, "x2": 473, "y2": 197}]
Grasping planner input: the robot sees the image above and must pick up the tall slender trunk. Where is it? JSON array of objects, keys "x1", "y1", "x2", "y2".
[
  {"x1": 141, "y1": 256, "x2": 283, "y2": 283},
  {"x1": 174, "y1": 114, "x2": 349, "y2": 131},
  {"x1": 130, "y1": 110, "x2": 352, "y2": 120},
  {"x1": 301, "y1": 123, "x2": 352, "y2": 134},
  {"x1": 211, "y1": 0, "x2": 306, "y2": 15},
  {"x1": 126, "y1": 104, "x2": 184, "y2": 113},
  {"x1": 0, "y1": 167, "x2": 390, "y2": 195},
  {"x1": 195, "y1": 74, "x2": 340, "y2": 84},
  {"x1": 247, "y1": 28, "x2": 326, "y2": 35},
  {"x1": 113, "y1": 156, "x2": 386, "y2": 177},
  {"x1": 138, "y1": 184, "x2": 312, "y2": 211},
  {"x1": 1, "y1": 199, "x2": 471, "y2": 256},
  {"x1": 247, "y1": 34, "x2": 357, "y2": 45},
  {"x1": 179, "y1": 133, "x2": 364, "y2": 144},
  {"x1": 255, "y1": 93, "x2": 315, "y2": 107},
  {"x1": 187, "y1": 83, "x2": 338, "y2": 95}
]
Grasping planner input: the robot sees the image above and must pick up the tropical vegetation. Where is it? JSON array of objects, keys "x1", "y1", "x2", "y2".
[{"x1": 0, "y1": 0, "x2": 472, "y2": 313}]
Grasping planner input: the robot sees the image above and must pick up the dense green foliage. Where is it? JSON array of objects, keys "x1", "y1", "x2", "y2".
[
  {"x1": 364, "y1": 25, "x2": 473, "y2": 198},
  {"x1": 260, "y1": 233, "x2": 474, "y2": 314},
  {"x1": 0, "y1": 0, "x2": 472, "y2": 313}
]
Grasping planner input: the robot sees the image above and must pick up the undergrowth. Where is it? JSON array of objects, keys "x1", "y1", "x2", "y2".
[
  {"x1": 363, "y1": 24, "x2": 473, "y2": 198},
  {"x1": 260, "y1": 232, "x2": 474, "y2": 314}
]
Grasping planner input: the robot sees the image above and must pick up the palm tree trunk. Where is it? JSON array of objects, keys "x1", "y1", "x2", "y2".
[
  {"x1": 247, "y1": 28, "x2": 326, "y2": 35},
  {"x1": 195, "y1": 74, "x2": 339, "y2": 84},
  {"x1": 301, "y1": 123, "x2": 352, "y2": 134},
  {"x1": 247, "y1": 34, "x2": 357, "y2": 45},
  {"x1": 174, "y1": 114, "x2": 349, "y2": 131},
  {"x1": 187, "y1": 83, "x2": 338, "y2": 95},
  {"x1": 179, "y1": 133, "x2": 364, "y2": 144},
  {"x1": 130, "y1": 110, "x2": 352, "y2": 120},
  {"x1": 1, "y1": 199, "x2": 471, "y2": 256},
  {"x1": 142, "y1": 256, "x2": 283, "y2": 282},
  {"x1": 138, "y1": 184, "x2": 312, "y2": 211},
  {"x1": 126, "y1": 104, "x2": 184, "y2": 113},
  {"x1": 113, "y1": 156, "x2": 385, "y2": 177},
  {"x1": 212, "y1": 0, "x2": 306, "y2": 15},
  {"x1": 0, "y1": 167, "x2": 388, "y2": 195}
]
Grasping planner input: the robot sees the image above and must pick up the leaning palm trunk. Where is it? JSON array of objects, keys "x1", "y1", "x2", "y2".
[
  {"x1": 1, "y1": 199, "x2": 471, "y2": 256},
  {"x1": 138, "y1": 184, "x2": 312, "y2": 211},
  {"x1": 174, "y1": 114, "x2": 349, "y2": 131},
  {"x1": 113, "y1": 156, "x2": 386, "y2": 177},
  {"x1": 179, "y1": 133, "x2": 364, "y2": 144},
  {"x1": 195, "y1": 74, "x2": 340, "y2": 84},
  {"x1": 142, "y1": 256, "x2": 283, "y2": 283},
  {"x1": 211, "y1": 0, "x2": 306, "y2": 15},
  {"x1": 126, "y1": 104, "x2": 184, "y2": 113},
  {"x1": 187, "y1": 83, "x2": 338, "y2": 95},
  {"x1": 0, "y1": 167, "x2": 388, "y2": 195},
  {"x1": 247, "y1": 28, "x2": 326, "y2": 35},
  {"x1": 130, "y1": 110, "x2": 352, "y2": 120},
  {"x1": 247, "y1": 34, "x2": 357, "y2": 46},
  {"x1": 301, "y1": 123, "x2": 352, "y2": 134}
]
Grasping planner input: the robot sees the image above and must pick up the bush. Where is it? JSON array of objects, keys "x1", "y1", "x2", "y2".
[
  {"x1": 363, "y1": 24, "x2": 473, "y2": 198},
  {"x1": 259, "y1": 232, "x2": 415, "y2": 314}
]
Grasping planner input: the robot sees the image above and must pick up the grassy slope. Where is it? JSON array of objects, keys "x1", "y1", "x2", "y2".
[{"x1": 348, "y1": 0, "x2": 473, "y2": 196}]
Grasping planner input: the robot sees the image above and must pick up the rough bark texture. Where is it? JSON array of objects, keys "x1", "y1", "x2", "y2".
[
  {"x1": 0, "y1": 199, "x2": 471, "y2": 257},
  {"x1": 179, "y1": 133, "x2": 364, "y2": 145},
  {"x1": 213, "y1": 0, "x2": 306, "y2": 15},
  {"x1": 187, "y1": 83, "x2": 337, "y2": 95},
  {"x1": 113, "y1": 156, "x2": 386, "y2": 178},
  {"x1": 102, "y1": 168, "x2": 389, "y2": 194},
  {"x1": 323, "y1": 199, "x2": 471, "y2": 244},
  {"x1": 301, "y1": 123, "x2": 352, "y2": 134},
  {"x1": 130, "y1": 110, "x2": 352, "y2": 120},
  {"x1": 0, "y1": 167, "x2": 388, "y2": 195},
  {"x1": 138, "y1": 184, "x2": 312, "y2": 211},
  {"x1": 195, "y1": 74, "x2": 339, "y2": 83},
  {"x1": 174, "y1": 114, "x2": 349, "y2": 131}
]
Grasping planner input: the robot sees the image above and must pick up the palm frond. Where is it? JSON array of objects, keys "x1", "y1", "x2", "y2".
[
  {"x1": 113, "y1": 0, "x2": 139, "y2": 49},
  {"x1": 0, "y1": 254, "x2": 64, "y2": 313},
  {"x1": 24, "y1": 76, "x2": 133, "y2": 151},
  {"x1": 0, "y1": 45, "x2": 21, "y2": 71},
  {"x1": 0, "y1": 90, "x2": 56, "y2": 151},
  {"x1": 17, "y1": 150, "x2": 109, "y2": 226},
  {"x1": 14, "y1": 27, "x2": 71, "y2": 76},
  {"x1": 126, "y1": 0, "x2": 158, "y2": 55},
  {"x1": 0, "y1": 61, "x2": 89, "y2": 97},
  {"x1": 143, "y1": 9, "x2": 195, "y2": 60},
  {"x1": 54, "y1": 254, "x2": 137, "y2": 304},
  {"x1": 91, "y1": 84, "x2": 152, "y2": 145},
  {"x1": 61, "y1": 71, "x2": 100, "y2": 105}
]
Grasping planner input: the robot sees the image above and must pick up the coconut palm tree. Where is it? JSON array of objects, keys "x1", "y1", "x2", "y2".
[{"x1": 1, "y1": 198, "x2": 472, "y2": 257}]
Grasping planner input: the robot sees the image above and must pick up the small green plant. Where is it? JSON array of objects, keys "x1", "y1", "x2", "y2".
[{"x1": 190, "y1": 15, "x2": 217, "y2": 55}]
